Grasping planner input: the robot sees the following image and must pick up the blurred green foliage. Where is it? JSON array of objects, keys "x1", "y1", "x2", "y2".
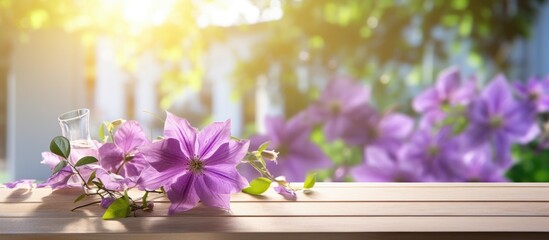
[
  {"x1": 508, "y1": 144, "x2": 549, "y2": 182},
  {"x1": 234, "y1": 0, "x2": 546, "y2": 118}
]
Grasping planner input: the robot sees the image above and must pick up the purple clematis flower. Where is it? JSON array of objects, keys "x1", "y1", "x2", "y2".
[
  {"x1": 413, "y1": 66, "x2": 477, "y2": 113},
  {"x1": 308, "y1": 76, "x2": 370, "y2": 141},
  {"x1": 413, "y1": 66, "x2": 477, "y2": 127},
  {"x1": 514, "y1": 77, "x2": 549, "y2": 113},
  {"x1": 337, "y1": 106, "x2": 414, "y2": 151},
  {"x1": 458, "y1": 146, "x2": 509, "y2": 182},
  {"x1": 248, "y1": 113, "x2": 332, "y2": 181},
  {"x1": 99, "y1": 120, "x2": 150, "y2": 183},
  {"x1": 401, "y1": 128, "x2": 465, "y2": 181},
  {"x1": 466, "y1": 75, "x2": 539, "y2": 167},
  {"x1": 351, "y1": 146, "x2": 423, "y2": 182},
  {"x1": 139, "y1": 112, "x2": 249, "y2": 214}
]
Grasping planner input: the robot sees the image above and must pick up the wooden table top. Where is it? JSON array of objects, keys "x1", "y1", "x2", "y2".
[{"x1": 1, "y1": 183, "x2": 549, "y2": 240}]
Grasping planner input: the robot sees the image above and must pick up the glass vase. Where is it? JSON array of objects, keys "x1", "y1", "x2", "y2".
[{"x1": 58, "y1": 108, "x2": 94, "y2": 149}]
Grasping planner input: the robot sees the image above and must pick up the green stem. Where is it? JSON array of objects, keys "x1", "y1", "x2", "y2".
[{"x1": 71, "y1": 201, "x2": 101, "y2": 211}]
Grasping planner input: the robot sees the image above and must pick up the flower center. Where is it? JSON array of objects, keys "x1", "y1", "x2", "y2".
[
  {"x1": 366, "y1": 126, "x2": 378, "y2": 139},
  {"x1": 188, "y1": 157, "x2": 205, "y2": 174},
  {"x1": 528, "y1": 92, "x2": 540, "y2": 101},
  {"x1": 489, "y1": 116, "x2": 503, "y2": 128},
  {"x1": 427, "y1": 145, "x2": 439, "y2": 157},
  {"x1": 328, "y1": 101, "x2": 342, "y2": 115}
]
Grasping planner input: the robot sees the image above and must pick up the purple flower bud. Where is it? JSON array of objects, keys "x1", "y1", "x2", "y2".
[
  {"x1": 274, "y1": 185, "x2": 297, "y2": 201},
  {"x1": 145, "y1": 200, "x2": 154, "y2": 212},
  {"x1": 100, "y1": 198, "x2": 115, "y2": 209}
]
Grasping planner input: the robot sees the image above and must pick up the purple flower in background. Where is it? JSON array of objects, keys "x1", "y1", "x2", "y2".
[
  {"x1": 140, "y1": 112, "x2": 249, "y2": 214},
  {"x1": 308, "y1": 76, "x2": 370, "y2": 141},
  {"x1": 248, "y1": 113, "x2": 331, "y2": 181},
  {"x1": 466, "y1": 75, "x2": 539, "y2": 167},
  {"x1": 458, "y1": 146, "x2": 508, "y2": 182},
  {"x1": 99, "y1": 120, "x2": 150, "y2": 183},
  {"x1": 401, "y1": 128, "x2": 464, "y2": 181},
  {"x1": 414, "y1": 67, "x2": 476, "y2": 113},
  {"x1": 351, "y1": 146, "x2": 422, "y2": 182},
  {"x1": 338, "y1": 107, "x2": 414, "y2": 151},
  {"x1": 413, "y1": 67, "x2": 476, "y2": 127},
  {"x1": 514, "y1": 77, "x2": 549, "y2": 113}
]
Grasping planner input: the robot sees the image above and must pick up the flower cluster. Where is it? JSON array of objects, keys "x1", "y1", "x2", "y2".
[
  {"x1": 5, "y1": 112, "x2": 311, "y2": 218},
  {"x1": 244, "y1": 67, "x2": 548, "y2": 182}
]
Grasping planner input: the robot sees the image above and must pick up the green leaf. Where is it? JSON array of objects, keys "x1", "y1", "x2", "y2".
[
  {"x1": 303, "y1": 173, "x2": 317, "y2": 189},
  {"x1": 87, "y1": 170, "x2": 97, "y2": 186},
  {"x1": 74, "y1": 194, "x2": 87, "y2": 203},
  {"x1": 52, "y1": 160, "x2": 67, "y2": 174},
  {"x1": 50, "y1": 136, "x2": 71, "y2": 159},
  {"x1": 242, "y1": 177, "x2": 272, "y2": 195},
  {"x1": 92, "y1": 181, "x2": 103, "y2": 188},
  {"x1": 75, "y1": 156, "x2": 98, "y2": 167},
  {"x1": 258, "y1": 141, "x2": 270, "y2": 152},
  {"x1": 102, "y1": 196, "x2": 131, "y2": 220}
]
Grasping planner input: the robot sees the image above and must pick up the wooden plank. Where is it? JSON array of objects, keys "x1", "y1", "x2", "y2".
[
  {"x1": 1, "y1": 233, "x2": 548, "y2": 240},
  {"x1": 3, "y1": 185, "x2": 549, "y2": 203},
  {"x1": 1, "y1": 216, "x2": 549, "y2": 234},
  {"x1": 1, "y1": 201, "x2": 549, "y2": 218}
]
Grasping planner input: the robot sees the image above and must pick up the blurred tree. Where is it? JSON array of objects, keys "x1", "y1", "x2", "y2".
[{"x1": 233, "y1": 0, "x2": 547, "y2": 118}]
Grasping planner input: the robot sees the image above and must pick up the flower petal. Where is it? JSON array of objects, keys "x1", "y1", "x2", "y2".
[
  {"x1": 140, "y1": 138, "x2": 189, "y2": 173},
  {"x1": 413, "y1": 88, "x2": 439, "y2": 113},
  {"x1": 137, "y1": 166, "x2": 178, "y2": 191},
  {"x1": 435, "y1": 66, "x2": 461, "y2": 99},
  {"x1": 37, "y1": 167, "x2": 74, "y2": 190},
  {"x1": 274, "y1": 186, "x2": 297, "y2": 200},
  {"x1": 166, "y1": 173, "x2": 199, "y2": 214},
  {"x1": 119, "y1": 153, "x2": 149, "y2": 180},
  {"x1": 323, "y1": 116, "x2": 347, "y2": 142},
  {"x1": 265, "y1": 116, "x2": 285, "y2": 144},
  {"x1": 197, "y1": 120, "x2": 231, "y2": 159},
  {"x1": 379, "y1": 113, "x2": 414, "y2": 141},
  {"x1": 95, "y1": 168, "x2": 126, "y2": 191},
  {"x1": 194, "y1": 177, "x2": 231, "y2": 209},
  {"x1": 201, "y1": 165, "x2": 249, "y2": 194},
  {"x1": 41, "y1": 152, "x2": 63, "y2": 169},
  {"x1": 203, "y1": 140, "x2": 249, "y2": 166},
  {"x1": 98, "y1": 143, "x2": 124, "y2": 173},
  {"x1": 451, "y1": 79, "x2": 477, "y2": 105},
  {"x1": 164, "y1": 112, "x2": 198, "y2": 157},
  {"x1": 483, "y1": 75, "x2": 514, "y2": 115},
  {"x1": 285, "y1": 112, "x2": 313, "y2": 141},
  {"x1": 115, "y1": 120, "x2": 150, "y2": 153},
  {"x1": 4, "y1": 179, "x2": 35, "y2": 189}
]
